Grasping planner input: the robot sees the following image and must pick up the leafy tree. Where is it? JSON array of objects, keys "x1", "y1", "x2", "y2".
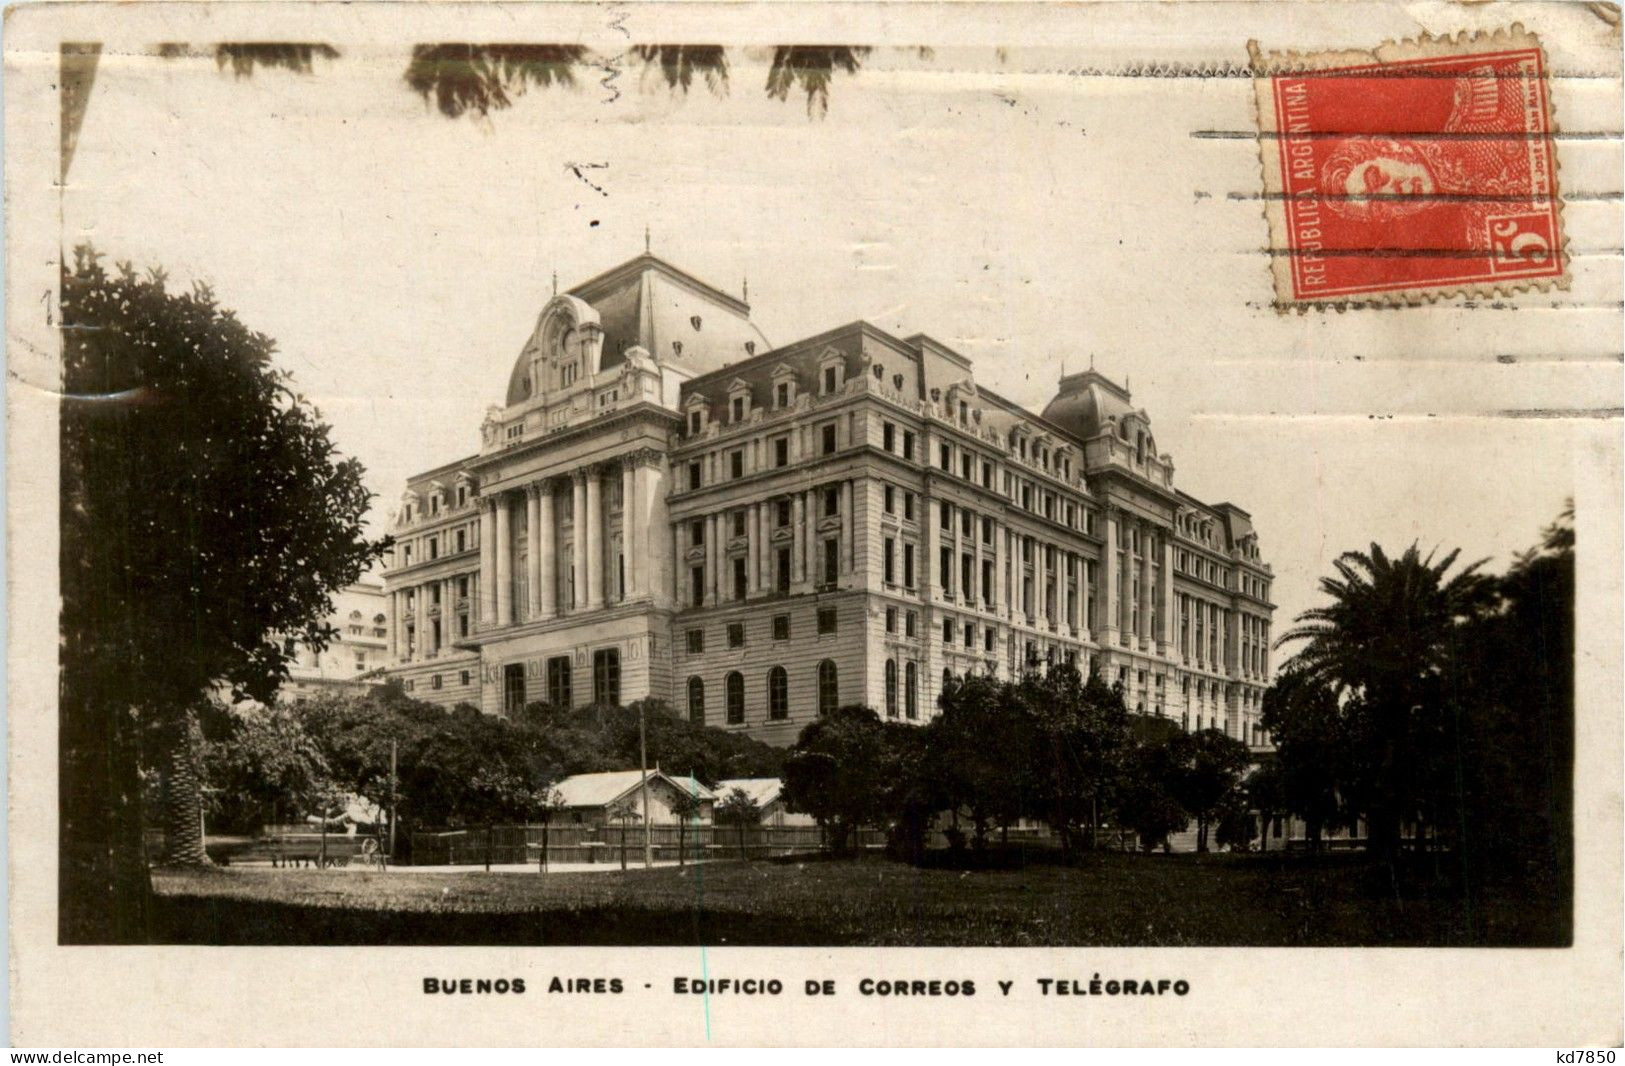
[
  {"x1": 1166, "y1": 729, "x2": 1252, "y2": 853},
  {"x1": 606, "y1": 796, "x2": 640, "y2": 870},
  {"x1": 782, "y1": 705, "x2": 890, "y2": 853},
  {"x1": 667, "y1": 783, "x2": 706, "y2": 866},
  {"x1": 1276, "y1": 542, "x2": 1494, "y2": 861},
  {"x1": 930, "y1": 674, "x2": 1033, "y2": 847},
  {"x1": 1260, "y1": 668, "x2": 1347, "y2": 851},
  {"x1": 59, "y1": 248, "x2": 387, "y2": 941},
  {"x1": 715, "y1": 787, "x2": 763, "y2": 862},
  {"x1": 1020, "y1": 666, "x2": 1132, "y2": 855},
  {"x1": 1244, "y1": 760, "x2": 1288, "y2": 854},
  {"x1": 199, "y1": 701, "x2": 334, "y2": 835}
]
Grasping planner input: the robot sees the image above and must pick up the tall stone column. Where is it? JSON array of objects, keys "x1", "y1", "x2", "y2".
[
  {"x1": 1057, "y1": 552, "x2": 1069, "y2": 634},
  {"x1": 840, "y1": 481, "x2": 854, "y2": 577},
  {"x1": 622, "y1": 459, "x2": 638, "y2": 601},
  {"x1": 571, "y1": 471, "x2": 587, "y2": 610},
  {"x1": 478, "y1": 497, "x2": 496, "y2": 625},
  {"x1": 757, "y1": 501, "x2": 772, "y2": 590},
  {"x1": 793, "y1": 492, "x2": 807, "y2": 583},
  {"x1": 707, "y1": 512, "x2": 721, "y2": 604},
  {"x1": 1159, "y1": 532, "x2": 1175, "y2": 656},
  {"x1": 392, "y1": 590, "x2": 405, "y2": 661},
  {"x1": 1102, "y1": 509, "x2": 1121, "y2": 646},
  {"x1": 494, "y1": 493, "x2": 512, "y2": 627},
  {"x1": 747, "y1": 503, "x2": 761, "y2": 595},
  {"x1": 801, "y1": 490, "x2": 815, "y2": 584},
  {"x1": 537, "y1": 481, "x2": 555, "y2": 618},
  {"x1": 991, "y1": 521, "x2": 1003, "y2": 612},
  {"x1": 525, "y1": 483, "x2": 542, "y2": 620},
  {"x1": 584, "y1": 468, "x2": 602, "y2": 609},
  {"x1": 1138, "y1": 523, "x2": 1153, "y2": 648}
]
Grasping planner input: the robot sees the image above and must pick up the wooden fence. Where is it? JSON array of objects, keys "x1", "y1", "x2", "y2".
[{"x1": 407, "y1": 823, "x2": 891, "y2": 867}]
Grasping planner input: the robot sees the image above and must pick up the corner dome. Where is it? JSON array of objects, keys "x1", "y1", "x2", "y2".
[{"x1": 1041, "y1": 370, "x2": 1136, "y2": 442}]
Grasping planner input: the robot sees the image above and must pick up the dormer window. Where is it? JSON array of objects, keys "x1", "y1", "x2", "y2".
[
  {"x1": 689, "y1": 410, "x2": 703, "y2": 435},
  {"x1": 560, "y1": 361, "x2": 578, "y2": 388},
  {"x1": 818, "y1": 348, "x2": 844, "y2": 396},
  {"x1": 731, "y1": 397, "x2": 744, "y2": 423},
  {"x1": 776, "y1": 383, "x2": 789, "y2": 407}
]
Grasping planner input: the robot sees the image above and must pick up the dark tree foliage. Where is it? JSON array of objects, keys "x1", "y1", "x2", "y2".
[
  {"x1": 155, "y1": 42, "x2": 340, "y2": 76},
  {"x1": 632, "y1": 45, "x2": 729, "y2": 97},
  {"x1": 782, "y1": 705, "x2": 892, "y2": 853},
  {"x1": 59, "y1": 247, "x2": 387, "y2": 941},
  {"x1": 1118, "y1": 724, "x2": 1190, "y2": 853},
  {"x1": 1260, "y1": 668, "x2": 1350, "y2": 850},
  {"x1": 1166, "y1": 729, "x2": 1252, "y2": 853},
  {"x1": 930, "y1": 674, "x2": 1033, "y2": 846},
  {"x1": 1020, "y1": 665, "x2": 1133, "y2": 854},
  {"x1": 199, "y1": 701, "x2": 333, "y2": 835},
  {"x1": 403, "y1": 44, "x2": 587, "y2": 118},
  {"x1": 765, "y1": 46, "x2": 869, "y2": 116},
  {"x1": 1275, "y1": 542, "x2": 1495, "y2": 860}
]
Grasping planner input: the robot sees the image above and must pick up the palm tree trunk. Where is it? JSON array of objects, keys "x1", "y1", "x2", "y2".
[{"x1": 160, "y1": 707, "x2": 209, "y2": 867}]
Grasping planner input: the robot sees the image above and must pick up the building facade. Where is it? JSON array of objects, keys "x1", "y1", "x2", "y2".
[
  {"x1": 281, "y1": 577, "x2": 392, "y2": 701},
  {"x1": 383, "y1": 253, "x2": 1275, "y2": 748}
]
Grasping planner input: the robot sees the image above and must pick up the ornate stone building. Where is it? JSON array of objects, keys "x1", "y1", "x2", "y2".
[{"x1": 383, "y1": 253, "x2": 1275, "y2": 748}]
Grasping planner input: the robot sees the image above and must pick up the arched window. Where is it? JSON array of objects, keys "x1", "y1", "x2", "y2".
[
  {"x1": 905, "y1": 662, "x2": 918, "y2": 720},
  {"x1": 687, "y1": 676, "x2": 705, "y2": 724},
  {"x1": 768, "y1": 666, "x2": 789, "y2": 720},
  {"x1": 817, "y1": 660, "x2": 838, "y2": 716},
  {"x1": 725, "y1": 672, "x2": 744, "y2": 725},
  {"x1": 885, "y1": 659, "x2": 898, "y2": 717}
]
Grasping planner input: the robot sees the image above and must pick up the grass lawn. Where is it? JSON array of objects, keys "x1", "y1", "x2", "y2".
[{"x1": 149, "y1": 851, "x2": 1567, "y2": 947}]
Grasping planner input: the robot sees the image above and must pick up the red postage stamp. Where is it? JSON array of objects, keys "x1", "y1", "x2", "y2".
[{"x1": 1251, "y1": 26, "x2": 1566, "y2": 306}]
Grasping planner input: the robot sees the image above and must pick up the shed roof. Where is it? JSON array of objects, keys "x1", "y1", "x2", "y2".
[
  {"x1": 552, "y1": 769, "x2": 717, "y2": 809},
  {"x1": 713, "y1": 778, "x2": 784, "y2": 809}
]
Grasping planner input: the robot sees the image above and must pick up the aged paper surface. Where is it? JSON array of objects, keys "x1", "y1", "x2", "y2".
[{"x1": 6, "y1": 0, "x2": 1622, "y2": 1048}]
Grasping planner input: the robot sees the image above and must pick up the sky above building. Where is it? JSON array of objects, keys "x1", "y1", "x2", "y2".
[{"x1": 60, "y1": 6, "x2": 1617, "y2": 635}]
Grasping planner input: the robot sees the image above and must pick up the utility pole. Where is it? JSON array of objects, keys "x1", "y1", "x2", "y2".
[
  {"x1": 638, "y1": 703, "x2": 653, "y2": 868},
  {"x1": 389, "y1": 738, "x2": 398, "y2": 861}
]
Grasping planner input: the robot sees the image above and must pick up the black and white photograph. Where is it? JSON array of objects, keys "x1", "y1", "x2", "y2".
[{"x1": 7, "y1": 0, "x2": 1622, "y2": 1049}]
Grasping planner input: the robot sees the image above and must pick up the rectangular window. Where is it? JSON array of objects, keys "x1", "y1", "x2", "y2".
[
  {"x1": 902, "y1": 431, "x2": 915, "y2": 461},
  {"x1": 825, "y1": 487, "x2": 840, "y2": 516},
  {"x1": 691, "y1": 520, "x2": 705, "y2": 547},
  {"x1": 432, "y1": 673, "x2": 442, "y2": 690},
  {"x1": 592, "y1": 649, "x2": 621, "y2": 706},
  {"x1": 982, "y1": 461, "x2": 993, "y2": 488},
  {"x1": 883, "y1": 422, "x2": 895, "y2": 451},
  {"x1": 939, "y1": 443, "x2": 951, "y2": 471},
  {"x1": 455, "y1": 530, "x2": 466, "y2": 552},
  {"x1": 776, "y1": 382, "x2": 789, "y2": 408},
  {"x1": 823, "y1": 366, "x2": 837, "y2": 393},
  {"x1": 776, "y1": 548, "x2": 791, "y2": 593},
  {"x1": 776, "y1": 499, "x2": 791, "y2": 527},
  {"x1": 960, "y1": 453, "x2": 972, "y2": 480},
  {"x1": 461, "y1": 669, "x2": 471, "y2": 685},
  {"x1": 687, "y1": 628, "x2": 705, "y2": 654},
  {"x1": 503, "y1": 664, "x2": 526, "y2": 716},
  {"x1": 961, "y1": 509, "x2": 973, "y2": 538},
  {"x1": 885, "y1": 607, "x2": 897, "y2": 633},
  {"x1": 774, "y1": 436, "x2": 789, "y2": 467},
  {"x1": 982, "y1": 559, "x2": 994, "y2": 605},
  {"x1": 822, "y1": 423, "x2": 837, "y2": 455},
  {"x1": 773, "y1": 614, "x2": 790, "y2": 640},
  {"x1": 905, "y1": 611, "x2": 917, "y2": 638},
  {"x1": 940, "y1": 547, "x2": 953, "y2": 592},
  {"x1": 691, "y1": 566, "x2": 705, "y2": 607},
  {"x1": 822, "y1": 538, "x2": 840, "y2": 585},
  {"x1": 943, "y1": 618, "x2": 955, "y2": 643},
  {"x1": 961, "y1": 553, "x2": 974, "y2": 599},
  {"x1": 817, "y1": 607, "x2": 837, "y2": 634},
  {"x1": 728, "y1": 622, "x2": 745, "y2": 648},
  {"x1": 730, "y1": 450, "x2": 744, "y2": 479},
  {"x1": 733, "y1": 557, "x2": 747, "y2": 600},
  {"x1": 884, "y1": 537, "x2": 896, "y2": 584},
  {"x1": 939, "y1": 501, "x2": 951, "y2": 529},
  {"x1": 688, "y1": 462, "x2": 702, "y2": 490},
  {"x1": 730, "y1": 396, "x2": 744, "y2": 423},
  {"x1": 458, "y1": 575, "x2": 469, "y2": 598},
  {"x1": 903, "y1": 543, "x2": 915, "y2": 588},
  {"x1": 884, "y1": 486, "x2": 895, "y2": 514},
  {"x1": 732, "y1": 511, "x2": 747, "y2": 538}
]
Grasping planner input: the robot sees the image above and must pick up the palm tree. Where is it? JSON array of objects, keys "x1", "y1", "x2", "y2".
[
  {"x1": 403, "y1": 44, "x2": 587, "y2": 119},
  {"x1": 1276, "y1": 543, "x2": 1494, "y2": 860},
  {"x1": 667, "y1": 781, "x2": 706, "y2": 866},
  {"x1": 715, "y1": 787, "x2": 762, "y2": 862}
]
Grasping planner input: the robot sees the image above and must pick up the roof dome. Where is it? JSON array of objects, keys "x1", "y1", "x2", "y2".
[{"x1": 1041, "y1": 370, "x2": 1136, "y2": 442}]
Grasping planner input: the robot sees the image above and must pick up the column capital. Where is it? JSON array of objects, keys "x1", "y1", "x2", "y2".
[
  {"x1": 571, "y1": 466, "x2": 590, "y2": 486},
  {"x1": 525, "y1": 480, "x2": 544, "y2": 500}
]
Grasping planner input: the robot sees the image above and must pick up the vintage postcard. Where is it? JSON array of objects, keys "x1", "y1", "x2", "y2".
[{"x1": 5, "y1": 0, "x2": 1622, "y2": 1049}]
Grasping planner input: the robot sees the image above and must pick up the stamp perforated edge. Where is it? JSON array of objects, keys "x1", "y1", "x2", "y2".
[{"x1": 1247, "y1": 23, "x2": 1572, "y2": 312}]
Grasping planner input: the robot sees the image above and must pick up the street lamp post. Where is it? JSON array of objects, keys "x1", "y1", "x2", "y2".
[{"x1": 638, "y1": 702, "x2": 653, "y2": 868}]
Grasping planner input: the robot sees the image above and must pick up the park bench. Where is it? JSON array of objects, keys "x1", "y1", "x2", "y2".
[{"x1": 210, "y1": 834, "x2": 387, "y2": 869}]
